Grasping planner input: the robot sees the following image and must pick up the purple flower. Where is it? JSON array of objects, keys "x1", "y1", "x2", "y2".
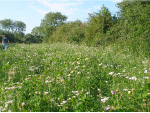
[{"x1": 111, "y1": 91, "x2": 114, "y2": 95}]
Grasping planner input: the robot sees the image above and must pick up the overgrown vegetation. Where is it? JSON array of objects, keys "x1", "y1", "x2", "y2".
[
  {"x1": 0, "y1": 1, "x2": 149, "y2": 53},
  {"x1": 0, "y1": 0, "x2": 150, "y2": 111},
  {"x1": 0, "y1": 43, "x2": 150, "y2": 112}
]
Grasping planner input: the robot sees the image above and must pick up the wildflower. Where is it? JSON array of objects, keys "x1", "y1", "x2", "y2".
[
  {"x1": 22, "y1": 102, "x2": 25, "y2": 107},
  {"x1": 98, "y1": 88, "x2": 101, "y2": 92},
  {"x1": 25, "y1": 78, "x2": 30, "y2": 81},
  {"x1": 8, "y1": 76, "x2": 12, "y2": 80},
  {"x1": 77, "y1": 72, "x2": 81, "y2": 74},
  {"x1": 111, "y1": 91, "x2": 114, "y2": 95},
  {"x1": 75, "y1": 66, "x2": 79, "y2": 69},
  {"x1": 40, "y1": 75, "x2": 45, "y2": 77},
  {"x1": 129, "y1": 76, "x2": 137, "y2": 81},
  {"x1": 35, "y1": 91, "x2": 38, "y2": 94},
  {"x1": 70, "y1": 71, "x2": 74, "y2": 74},
  {"x1": 105, "y1": 81, "x2": 108, "y2": 83},
  {"x1": 143, "y1": 103, "x2": 146, "y2": 107},
  {"x1": 10, "y1": 86, "x2": 17, "y2": 90},
  {"x1": 85, "y1": 58, "x2": 88, "y2": 61},
  {"x1": 77, "y1": 61, "x2": 80, "y2": 65},
  {"x1": 67, "y1": 74, "x2": 71, "y2": 77},
  {"x1": 143, "y1": 77, "x2": 149, "y2": 79},
  {"x1": 67, "y1": 98, "x2": 71, "y2": 101},
  {"x1": 44, "y1": 92, "x2": 49, "y2": 95},
  {"x1": 76, "y1": 93, "x2": 79, "y2": 96},
  {"x1": 57, "y1": 105, "x2": 62, "y2": 107},
  {"x1": 104, "y1": 106, "x2": 110, "y2": 111},
  {"x1": 57, "y1": 98, "x2": 60, "y2": 101},
  {"x1": 18, "y1": 86, "x2": 22, "y2": 89},
  {"x1": 60, "y1": 101, "x2": 67, "y2": 105},
  {"x1": 111, "y1": 106, "x2": 115, "y2": 110},
  {"x1": 144, "y1": 70, "x2": 148, "y2": 73},
  {"x1": 123, "y1": 89, "x2": 128, "y2": 91},
  {"x1": 66, "y1": 107, "x2": 69, "y2": 110},
  {"x1": 86, "y1": 92, "x2": 90, "y2": 95},
  {"x1": 133, "y1": 67, "x2": 136, "y2": 69},
  {"x1": 143, "y1": 99, "x2": 146, "y2": 103},
  {"x1": 128, "y1": 91, "x2": 131, "y2": 94},
  {"x1": 6, "y1": 100, "x2": 13, "y2": 104},
  {"x1": 122, "y1": 69, "x2": 126, "y2": 72},
  {"x1": 19, "y1": 108, "x2": 22, "y2": 111},
  {"x1": 125, "y1": 76, "x2": 129, "y2": 79},
  {"x1": 101, "y1": 97, "x2": 109, "y2": 104},
  {"x1": 98, "y1": 63, "x2": 102, "y2": 66},
  {"x1": 45, "y1": 80, "x2": 51, "y2": 83},
  {"x1": 72, "y1": 91, "x2": 78, "y2": 93},
  {"x1": 109, "y1": 72, "x2": 114, "y2": 75}
]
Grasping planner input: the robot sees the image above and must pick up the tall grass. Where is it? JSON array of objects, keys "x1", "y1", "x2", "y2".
[{"x1": 0, "y1": 43, "x2": 149, "y2": 112}]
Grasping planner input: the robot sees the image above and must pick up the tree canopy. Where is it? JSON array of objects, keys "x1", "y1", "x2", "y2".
[{"x1": 0, "y1": 19, "x2": 26, "y2": 33}]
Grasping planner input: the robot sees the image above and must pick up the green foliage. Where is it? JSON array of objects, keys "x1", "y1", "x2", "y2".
[
  {"x1": 66, "y1": 20, "x2": 85, "y2": 44},
  {"x1": 51, "y1": 20, "x2": 85, "y2": 44},
  {"x1": 0, "y1": 19, "x2": 26, "y2": 43},
  {"x1": 115, "y1": 0, "x2": 150, "y2": 56},
  {"x1": 83, "y1": 5, "x2": 112, "y2": 46},
  {"x1": 0, "y1": 43, "x2": 150, "y2": 112},
  {"x1": 0, "y1": 19, "x2": 26, "y2": 33},
  {"x1": 40, "y1": 12, "x2": 67, "y2": 43},
  {"x1": 24, "y1": 33, "x2": 42, "y2": 44}
]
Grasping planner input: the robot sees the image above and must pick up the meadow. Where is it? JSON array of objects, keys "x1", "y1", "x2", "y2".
[{"x1": 0, "y1": 43, "x2": 150, "y2": 112}]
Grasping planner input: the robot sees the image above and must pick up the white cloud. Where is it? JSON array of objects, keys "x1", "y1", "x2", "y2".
[
  {"x1": 94, "y1": 5, "x2": 101, "y2": 10},
  {"x1": 30, "y1": 0, "x2": 122, "y2": 22},
  {"x1": 110, "y1": 0, "x2": 123, "y2": 3},
  {"x1": 30, "y1": 0, "x2": 86, "y2": 20}
]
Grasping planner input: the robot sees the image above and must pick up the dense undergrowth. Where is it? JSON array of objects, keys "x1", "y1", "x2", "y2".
[
  {"x1": 0, "y1": 43, "x2": 150, "y2": 112},
  {"x1": 0, "y1": 0, "x2": 150, "y2": 112}
]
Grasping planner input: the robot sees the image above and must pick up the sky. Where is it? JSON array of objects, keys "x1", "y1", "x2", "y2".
[{"x1": 0, "y1": 0, "x2": 123, "y2": 34}]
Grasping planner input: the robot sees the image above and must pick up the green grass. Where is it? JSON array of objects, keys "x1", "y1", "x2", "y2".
[{"x1": 0, "y1": 43, "x2": 150, "y2": 112}]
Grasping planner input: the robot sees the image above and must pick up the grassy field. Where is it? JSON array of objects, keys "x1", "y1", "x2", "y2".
[{"x1": 0, "y1": 43, "x2": 150, "y2": 112}]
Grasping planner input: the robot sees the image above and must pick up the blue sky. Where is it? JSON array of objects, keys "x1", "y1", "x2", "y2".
[{"x1": 0, "y1": 0, "x2": 123, "y2": 34}]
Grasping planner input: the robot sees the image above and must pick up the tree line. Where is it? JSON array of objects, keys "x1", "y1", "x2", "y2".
[{"x1": 0, "y1": 0, "x2": 150, "y2": 56}]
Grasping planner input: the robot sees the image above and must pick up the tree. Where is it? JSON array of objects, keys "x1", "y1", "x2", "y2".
[
  {"x1": 85, "y1": 5, "x2": 112, "y2": 46},
  {"x1": 14, "y1": 21, "x2": 26, "y2": 33},
  {"x1": 40, "y1": 12, "x2": 67, "y2": 42},
  {"x1": 115, "y1": 0, "x2": 150, "y2": 56},
  {"x1": 31, "y1": 27, "x2": 41, "y2": 37},
  {"x1": 0, "y1": 19, "x2": 13, "y2": 31},
  {"x1": 24, "y1": 33, "x2": 35, "y2": 43},
  {"x1": 0, "y1": 19, "x2": 26, "y2": 33}
]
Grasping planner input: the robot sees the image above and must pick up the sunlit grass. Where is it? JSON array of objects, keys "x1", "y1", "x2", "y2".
[{"x1": 0, "y1": 43, "x2": 149, "y2": 112}]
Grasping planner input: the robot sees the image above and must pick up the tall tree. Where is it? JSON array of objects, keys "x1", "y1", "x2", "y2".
[
  {"x1": 0, "y1": 19, "x2": 26, "y2": 33},
  {"x1": 40, "y1": 12, "x2": 67, "y2": 42},
  {"x1": 0, "y1": 19, "x2": 13, "y2": 31},
  {"x1": 85, "y1": 5, "x2": 112, "y2": 46},
  {"x1": 31, "y1": 26, "x2": 41, "y2": 37},
  {"x1": 116, "y1": 0, "x2": 150, "y2": 56},
  {"x1": 14, "y1": 21, "x2": 26, "y2": 32}
]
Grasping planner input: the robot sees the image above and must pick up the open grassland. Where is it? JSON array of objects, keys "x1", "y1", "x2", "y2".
[{"x1": 0, "y1": 43, "x2": 150, "y2": 112}]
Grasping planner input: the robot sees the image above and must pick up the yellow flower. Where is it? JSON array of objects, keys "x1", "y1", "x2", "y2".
[{"x1": 128, "y1": 91, "x2": 131, "y2": 94}]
